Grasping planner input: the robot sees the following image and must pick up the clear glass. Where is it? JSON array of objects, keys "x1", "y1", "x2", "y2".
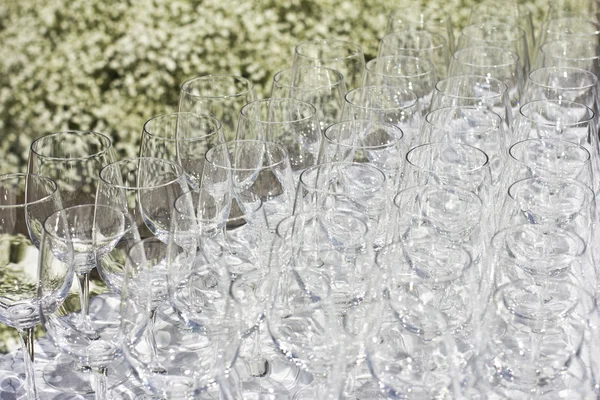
[
  {"x1": 28, "y1": 131, "x2": 117, "y2": 207},
  {"x1": 0, "y1": 173, "x2": 62, "y2": 400},
  {"x1": 386, "y1": 4, "x2": 456, "y2": 52},
  {"x1": 378, "y1": 30, "x2": 450, "y2": 79},
  {"x1": 342, "y1": 85, "x2": 420, "y2": 148},
  {"x1": 271, "y1": 66, "x2": 346, "y2": 132},
  {"x1": 140, "y1": 112, "x2": 225, "y2": 190},
  {"x1": 449, "y1": 46, "x2": 523, "y2": 114},
  {"x1": 178, "y1": 74, "x2": 256, "y2": 139},
  {"x1": 292, "y1": 39, "x2": 365, "y2": 91},
  {"x1": 236, "y1": 98, "x2": 321, "y2": 177},
  {"x1": 536, "y1": 38, "x2": 600, "y2": 76},
  {"x1": 364, "y1": 55, "x2": 436, "y2": 113},
  {"x1": 432, "y1": 74, "x2": 513, "y2": 129}
]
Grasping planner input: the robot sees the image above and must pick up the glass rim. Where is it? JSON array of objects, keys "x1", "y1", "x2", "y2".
[
  {"x1": 0, "y1": 173, "x2": 58, "y2": 209},
  {"x1": 507, "y1": 176, "x2": 595, "y2": 205},
  {"x1": 493, "y1": 279, "x2": 590, "y2": 322},
  {"x1": 142, "y1": 112, "x2": 223, "y2": 141},
  {"x1": 323, "y1": 120, "x2": 404, "y2": 148},
  {"x1": 452, "y1": 45, "x2": 520, "y2": 67},
  {"x1": 461, "y1": 21, "x2": 527, "y2": 42},
  {"x1": 272, "y1": 66, "x2": 345, "y2": 90},
  {"x1": 99, "y1": 157, "x2": 186, "y2": 191},
  {"x1": 424, "y1": 106, "x2": 502, "y2": 134},
  {"x1": 491, "y1": 223, "x2": 587, "y2": 258},
  {"x1": 387, "y1": 7, "x2": 453, "y2": 24},
  {"x1": 470, "y1": 2, "x2": 532, "y2": 18},
  {"x1": 434, "y1": 74, "x2": 508, "y2": 100},
  {"x1": 275, "y1": 208, "x2": 370, "y2": 242},
  {"x1": 405, "y1": 142, "x2": 490, "y2": 173},
  {"x1": 204, "y1": 140, "x2": 290, "y2": 171},
  {"x1": 375, "y1": 240, "x2": 473, "y2": 284},
  {"x1": 527, "y1": 66, "x2": 599, "y2": 90},
  {"x1": 299, "y1": 161, "x2": 387, "y2": 194},
  {"x1": 239, "y1": 98, "x2": 318, "y2": 125},
  {"x1": 518, "y1": 99, "x2": 595, "y2": 125},
  {"x1": 542, "y1": 17, "x2": 600, "y2": 36},
  {"x1": 508, "y1": 137, "x2": 591, "y2": 166},
  {"x1": 393, "y1": 183, "x2": 483, "y2": 210},
  {"x1": 380, "y1": 29, "x2": 448, "y2": 51},
  {"x1": 540, "y1": 38, "x2": 600, "y2": 61},
  {"x1": 344, "y1": 85, "x2": 420, "y2": 112},
  {"x1": 43, "y1": 203, "x2": 127, "y2": 242},
  {"x1": 294, "y1": 38, "x2": 364, "y2": 61},
  {"x1": 30, "y1": 130, "x2": 114, "y2": 162},
  {"x1": 366, "y1": 55, "x2": 435, "y2": 79},
  {"x1": 179, "y1": 74, "x2": 255, "y2": 99}
]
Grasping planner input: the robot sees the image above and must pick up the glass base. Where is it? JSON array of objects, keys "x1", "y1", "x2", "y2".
[{"x1": 43, "y1": 353, "x2": 130, "y2": 395}]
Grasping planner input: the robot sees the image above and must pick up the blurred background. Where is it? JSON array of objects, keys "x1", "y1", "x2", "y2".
[{"x1": 0, "y1": 0, "x2": 547, "y2": 178}]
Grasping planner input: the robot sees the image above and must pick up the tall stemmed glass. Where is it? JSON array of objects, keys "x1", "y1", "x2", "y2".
[
  {"x1": 432, "y1": 75, "x2": 513, "y2": 130},
  {"x1": 0, "y1": 174, "x2": 62, "y2": 400},
  {"x1": 268, "y1": 210, "x2": 381, "y2": 399},
  {"x1": 27, "y1": 130, "x2": 117, "y2": 393},
  {"x1": 523, "y1": 67, "x2": 599, "y2": 112},
  {"x1": 364, "y1": 55, "x2": 436, "y2": 114},
  {"x1": 201, "y1": 140, "x2": 295, "y2": 234},
  {"x1": 271, "y1": 66, "x2": 346, "y2": 132},
  {"x1": 386, "y1": 5, "x2": 456, "y2": 52},
  {"x1": 96, "y1": 157, "x2": 189, "y2": 290},
  {"x1": 342, "y1": 85, "x2": 420, "y2": 148},
  {"x1": 178, "y1": 74, "x2": 256, "y2": 139},
  {"x1": 536, "y1": 38, "x2": 600, "y2": 76},
  {"x1": 457, "y1": 22, "x2": 530, "y2": 77},
  {"x1": 140, "y1": 112, "x2": 225, "y2": 190},
  {"x1": 469, "y1": 1, "x2": 535, "y2": 57},
  {"x1": 292, "y1": 39, "x2": 365, "y2": 91},
  {"x1": 378, "y1": 30, "x2": 450, "y2": 79},
  {"x1": 28, "y1": 131, "x2": 117, "y2": 207},
  {"x1": 236, "y1": 98, "x2": 322, "y2": 179},
  {"x1": 449, "y1": 46, "x2": 523, "y2": 114},
  {"x1": 41, "y1": 204, "x2": 128, "y2": 399}
]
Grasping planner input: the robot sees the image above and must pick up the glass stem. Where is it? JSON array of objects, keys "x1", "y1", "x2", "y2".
[
  {"x1": 17, "y1": 327, "x2": 39, "y2": 400},
  {"x1": 93, "y1": 366, "x2": 107, "y2": 400},
  {"x1": 147, "y1": 308, "x2": 166, "y2": 374},
  {"x1": 77, "y1": 271, "x2": 98, "y2": 338}
]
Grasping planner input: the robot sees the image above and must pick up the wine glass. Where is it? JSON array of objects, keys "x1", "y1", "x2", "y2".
[
  {"x1": 423, "y1": 106, "x2": 506, "y2": 186},
  {"x1": 236, "y1": 98, "x2": 322, "y2": 178},
  {"x1": 512, "y1": 100, "x2": 598, "y2": 156},
  {"x1": 386, "y1": 4, "x2": 456, "y2": 52},
  {"x1": 268, "y1": 210, "x2": 381, "y2": 399},
  {"x1": 449, "y1": 46, "x2": 523, "y2": 114},
  {"x1": 178, "y1": 74, "x2": 257, "y2": 139},
  {"x1": 40, "y1": 205, "x2": 129, "y2": 400},
  {"x1": 457, "y1": 22, "x2": 530, "y2": 77},
  {"x1": 28, "y1": 131, "x2": 117, "y2": 207},
  {"x1": 523, "y1": 67, "x2": 599, "y2": 112},
  {"x1": 270, "y1": 66, "x2": 347, "y2": 132},
  {"x1": 536, "y1": 38, "x2": 600, "y2": 76},
  {"x1": 469, "y1": 0, "x2": 535, "y2": 58},
  {"x1": 432, "y1": 75, "x2": 513, "y2": 130},
  {"x1": 97, "y1": 157, "x2": 189, "y2": 245},
  {"x1": 0, "y1": 173, "x2": 62, "y2": 400},
  {"x1": 201, "y1": 140, "x2": 295, "y2": 233},
  {"x1": 364, "y1": 55, "x2": 436, "y2": 114},
  {"x1": 296, "y1": 162, "x2": 389, "y2": 249},
  {"x1": 378, "y1": 30, "x2": 450, "y2": 79},
  {"x1": 140, "y1": 112, "x2": 225, "y2": 190},
  {"x1": 342, "y1": 85, "x2": 420, "y2": 148},
  {"x1": 292, "y1": 39, "x2": 365, "y2": 91}
]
